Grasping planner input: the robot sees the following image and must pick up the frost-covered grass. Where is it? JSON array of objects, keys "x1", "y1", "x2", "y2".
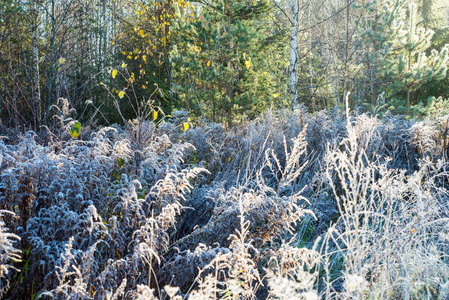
[{"x1": 0, "y1": 103, "x2": 449, "y2": 299}]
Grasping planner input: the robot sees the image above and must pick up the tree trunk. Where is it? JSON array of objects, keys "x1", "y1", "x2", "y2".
[
  {"x1": 343, "y1": 0, "x2": 350, "y2": 113},
  {"x1": 371, "y1": 84, "x2": 377, "y2": 107},
  {"x1": 326, "y1": 0, "x2": 339, "y2": 108},
  {"x1": 226, "y1": 4, "x2": 234, "y2": 125},
  {"x1": 31, "y1": 1, "x2": 41, "y2": 129},
  {"x1": 288, "y1": 0, "x2": 299, "y2": 109},
  {"x1": 47, "y1": 0, "x2": 56, "y2": 126},
  {"x1": 407, "y1": 86, "x2": 410, "y2": 115},
  {"x1": 309, "y1": 30, "x2": 315, "y2": 112},
  {"x1": 406, "y1": 50, "x2": 411, "y2": 116}
]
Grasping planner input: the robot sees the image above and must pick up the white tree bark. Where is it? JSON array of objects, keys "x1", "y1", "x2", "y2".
[{"x1": 288, "y1": 0, "x2": 299, "y2": 109}]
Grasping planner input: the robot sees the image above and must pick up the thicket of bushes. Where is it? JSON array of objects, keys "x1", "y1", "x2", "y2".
[{"x1": 0, "y1": 100, "x2": 449, "y2": 299}]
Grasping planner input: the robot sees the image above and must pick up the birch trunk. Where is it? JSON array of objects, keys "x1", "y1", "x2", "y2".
[
  {"x1": 326, "y1": 0, "x2": 339, "y2": 108},
  {"x1": 288, "y1": 0, "x2": 299, "y2": 109}
]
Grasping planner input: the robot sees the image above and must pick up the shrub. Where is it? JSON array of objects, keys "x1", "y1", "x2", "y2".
[{"x1": 0, "y1": 105, "x2": 449, "y2": 299}]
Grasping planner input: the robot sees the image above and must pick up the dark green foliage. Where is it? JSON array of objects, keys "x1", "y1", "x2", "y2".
[
  {"x1": 171, "y1": 0, "x2": 287, "y2": 125},
  {"x1": 358, "y1": 0, "x2": 449, "y2": 115}
]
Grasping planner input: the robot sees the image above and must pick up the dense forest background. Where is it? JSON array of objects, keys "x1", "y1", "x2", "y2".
[
  {"x1": 1, "y1": 0, "x2": 449, "y2": 128},
  {"x1": 1, "y1": 0, "x2": 449, "y2": 299}
]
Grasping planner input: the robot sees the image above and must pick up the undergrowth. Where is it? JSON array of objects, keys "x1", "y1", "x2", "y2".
[{"x1": 1, "y1": 99, "x2": 449, "y2": 299}]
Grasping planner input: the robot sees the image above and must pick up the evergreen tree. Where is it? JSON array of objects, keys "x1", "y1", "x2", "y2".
[
  {"x1": 382, "y1": 3, "x2": 449, "y2": 115},
  {"x1": 358, "y1": 0, "x2": 449, "y2": 116},
  {"x1": 171, "y1": 0, "x2": 287, "y2": 125},
  {"x1": 357, "y1": 0, "x2": 403, "y2": 110},
  {"x1": 413, "y1": 0, "x2": 449, "y2": 103}
]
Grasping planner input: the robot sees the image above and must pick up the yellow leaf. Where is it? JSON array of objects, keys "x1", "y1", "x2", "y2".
[
  {"x1": 122, "y1": 62, "x2": 127, "y2": 68},
  {"x1": 187, "y1": 118, "x2": 191, "y2": 121},
  {"x1": 153, "y1": 110, "x2": 158, "y2": 120},
  {"x1": 142, "y1": 55, "x2": 147, "y2": 63},
  {"x1": 59, "y1": 57, "x2": 65, "y2": 65},
  {"x1": 118, "y1": 91, "x2": 125, "y2": 98},
  {"x1": 207, "y1": 60, "x2": 211, "y2": 67},
  {"x1": 245, "y1": 61, "x2": 250, "y2": 70},
  {"x1": 112, "y1": 69, "x2": 117, "y2": 79},
  {"x1": 273, "y1": 93, "x2": 280, "y2": 98},
  {"x1": 183, "y1": 122, "x2": 189, "y2": 131}
]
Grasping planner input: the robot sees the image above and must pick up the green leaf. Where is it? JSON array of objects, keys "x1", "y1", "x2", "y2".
[
  {"x1": 118, "y1": 157, "x2": 125, "y2": 168},
  {"x1": 70, "y1": 121, "x2": 81, "y2": 138}
]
